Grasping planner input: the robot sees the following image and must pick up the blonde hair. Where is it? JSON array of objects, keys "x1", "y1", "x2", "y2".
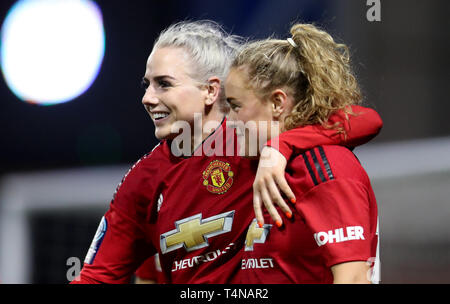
[
  {"x1": 231, "y1": 23, "x2": 361, "y2": 131},
  {"x1": 154, "y1": 20, "x2": 244, "y2": 113}
]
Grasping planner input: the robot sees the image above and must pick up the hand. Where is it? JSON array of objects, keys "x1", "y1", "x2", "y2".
[{"x1": 253, "y1": 146, "x2": 296, "y2": 227}]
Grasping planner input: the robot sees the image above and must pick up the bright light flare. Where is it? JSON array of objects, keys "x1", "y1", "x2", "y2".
[{"x1": 1, "y1": 0, "x2": 105, "y2": 105}]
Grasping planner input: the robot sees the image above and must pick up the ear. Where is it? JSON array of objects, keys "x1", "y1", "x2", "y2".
[
  {"x1": 269, "y1": 89, "x2": 290, "y2": 119},
  {"x1": 204, "y1": 77, "x2": 221, "y2": 106}
]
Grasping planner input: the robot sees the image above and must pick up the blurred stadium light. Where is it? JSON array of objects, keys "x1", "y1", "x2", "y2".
[{"x1": 0, "y1": 0, "x2": 105, "y2": 105}]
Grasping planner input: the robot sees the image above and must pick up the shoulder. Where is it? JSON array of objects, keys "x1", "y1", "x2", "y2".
[
  {"x1": 124, "y1": 142, "x2": 167, "y2": 177},
  {"x1": 112, "y1": 141, "x2": 172, "y2": 200},
  {"x1": 289, "y1": 145, "x2": 369, "y2": 188},
  {"x1": 318, "y1": 145, "x2": 368, "y2": 183},
  {"x1": 129, "y1": 141, "x2": 174, "y2": 173}
]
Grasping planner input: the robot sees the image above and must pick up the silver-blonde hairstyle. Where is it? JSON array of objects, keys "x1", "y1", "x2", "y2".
[{"x1": 154, "y1": 20, "x2": 244, "y2": 112}]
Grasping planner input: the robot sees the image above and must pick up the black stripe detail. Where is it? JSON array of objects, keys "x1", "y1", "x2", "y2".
[
  {"x1": 309, "y1": 149, "x2": 327, "y2": 183},
  {"x1": 318, "y1": 146, "x2": 334, "y2": 180},
  {"x1": 302, "y1": 153, "x2": 319, "y2": 186}
]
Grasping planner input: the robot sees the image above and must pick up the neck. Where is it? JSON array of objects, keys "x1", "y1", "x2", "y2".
[
  {"x1": 264, "y1": 119, "x2": 283, "y2": 151},
  {"x1": 190, "y1": 111, "x2": 225, "y2": 154}
]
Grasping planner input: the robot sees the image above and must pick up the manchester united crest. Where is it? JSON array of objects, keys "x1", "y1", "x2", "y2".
[{"x1": 202, "y1": 160, "x2": 234, "y2": 194}]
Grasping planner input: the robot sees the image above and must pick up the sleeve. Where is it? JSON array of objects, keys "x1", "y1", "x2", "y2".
[
  {"x1": 295, "y1": 179, "x2": 374, "y2": 268},
  {"x1": 72, "y1": 204, "x2": 155, "y2": 284},
  {"x1": 266, "y1": 105, "x2": 383, "y2": 160},
  {"x1": 71, "y1": 158, "x2": 157, "y2": 284}
]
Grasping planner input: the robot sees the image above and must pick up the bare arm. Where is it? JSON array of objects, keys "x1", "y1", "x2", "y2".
[
  {"x1": 253, "y1": 146, "x2": 295, "y2": 227},
  {"x1": 135, "y1": 277, "x2": 157, "y2": 284},
  {"x1": 331, "y1": 261, "x2": 371, "y2": 284}
]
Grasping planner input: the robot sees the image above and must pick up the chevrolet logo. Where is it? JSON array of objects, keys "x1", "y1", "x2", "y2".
[
  {"x1": 245, "y1": 219, "x2": 272, "y2": 251},
  {"x1": 160, "y1": 211, "x2": 234, "y2": 254}
]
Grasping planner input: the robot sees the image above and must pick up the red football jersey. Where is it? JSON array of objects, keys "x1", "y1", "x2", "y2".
[
  {"x1": 132, "y1": 105, "x2": 382, "y2": 282},
  {"x1": 155, "y1": 149, "x2": 257, "y2": 283},
  {"x1": 239, "y1": 145, "x2": 379, "y2": 283},
  {"x1": 74, "y1": 107, "x2": 381, "y2": 284},
  {"x1": 74, "y1": 119, "x2": 257, "y2": 284},
  {"x1": 74, "y1": 141, "x2": 180, "y2": 284}
]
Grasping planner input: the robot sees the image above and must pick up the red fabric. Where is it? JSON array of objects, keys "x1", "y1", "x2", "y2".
[
  {"x1": 266, "y1": 105, "x2": 383, "y2": 160},
  {"x1": 72, "y1": 110, "x2": 381, "y2": 284},
  {"x1": 239, "y1": 145, "x2": 378, "y2": 283}
]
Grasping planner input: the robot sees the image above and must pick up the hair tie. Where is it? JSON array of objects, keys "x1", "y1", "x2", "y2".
[{"x1": 287, "y1": 37, "x2": 298, "y2": 48}]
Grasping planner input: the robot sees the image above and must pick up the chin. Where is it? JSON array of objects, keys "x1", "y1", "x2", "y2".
[
  {"x1": 154, "y1": 129, "x2": 169, "y2": 140},
  {"x1": 154, "y1": 128, "x2": 178, "y2": 141},
  {"x1": 155, "y1": 133, "x2": 172, "y2": 141}
]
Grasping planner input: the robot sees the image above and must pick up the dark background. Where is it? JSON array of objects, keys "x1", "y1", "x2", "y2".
[
  {"x1": 0, "y1": 0, "x2": 334, "y2": 174},
  {"x1": 3, "y1": 0, "x2": 447, "y2": 175}
]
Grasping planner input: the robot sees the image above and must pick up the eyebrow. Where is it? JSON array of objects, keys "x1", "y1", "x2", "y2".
[
  {"x1": 226, "y1": 97, "x2": 240, "y2": 104},
  {"x1": 143, "y1": 75, "x2": 177, "y2": 82}
]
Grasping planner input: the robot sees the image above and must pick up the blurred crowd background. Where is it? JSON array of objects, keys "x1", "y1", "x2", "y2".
[{"x1": 0, "y1": 0, "x2": 449, "y2": 283}]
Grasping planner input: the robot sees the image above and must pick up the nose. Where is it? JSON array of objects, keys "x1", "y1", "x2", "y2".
[{"x1": 142, "y1": 85, "x2": 159, "y2": 107}]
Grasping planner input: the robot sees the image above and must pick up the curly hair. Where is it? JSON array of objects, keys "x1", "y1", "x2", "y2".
[{"x1": 231, "y1": 23, "x2": 361, "y2": 132}]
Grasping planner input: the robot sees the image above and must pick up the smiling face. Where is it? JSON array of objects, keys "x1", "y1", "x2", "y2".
[{"x1": 142, "y1": 47, "x2": 208, "y2": 140}]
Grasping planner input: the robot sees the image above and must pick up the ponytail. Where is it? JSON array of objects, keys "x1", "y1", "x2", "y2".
[{"x1": 231, "y1": 23, "x2": 361, "y2": 132}]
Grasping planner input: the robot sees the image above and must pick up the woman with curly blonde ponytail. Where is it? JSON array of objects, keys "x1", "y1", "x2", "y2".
[
  {"x1": 287, "y1": 24, "x2": 362, "y2": 130},
  {"x1": 229, "y1": 23, "x2": 362, "y2": 133},
  {"x1": 225, "y1": 23, "x2": 380, "y2": 284}
]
